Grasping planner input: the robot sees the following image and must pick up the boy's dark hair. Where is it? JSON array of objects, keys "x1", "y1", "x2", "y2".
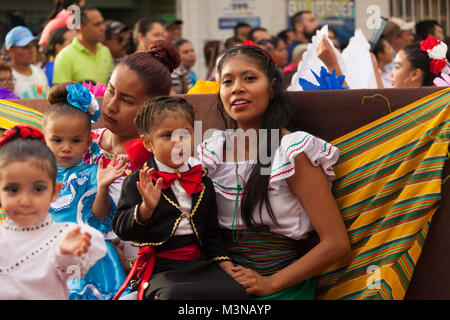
[
  {"x1": 135, "y1": 96, "x2": 195, "y2": 136},
  {"x1": 217, "y1": 44, "x2": 300, "y2": 230}
]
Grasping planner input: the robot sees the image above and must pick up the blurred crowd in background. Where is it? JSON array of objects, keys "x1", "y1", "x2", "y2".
[{"x1": 0, "y1": 0, "x2": 449, "y2": 100}]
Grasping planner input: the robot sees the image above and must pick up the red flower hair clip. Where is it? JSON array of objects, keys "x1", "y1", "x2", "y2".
[
  {"x1": 0, "y1": 125, "x2": 45, "y2": 147},
  {"x1": 420, "y1": 36, "x2": 448, "y2": 74}
]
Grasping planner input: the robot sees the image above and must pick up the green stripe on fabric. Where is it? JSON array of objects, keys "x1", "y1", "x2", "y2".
[
  {"x1": 335, "y1": 94, "x2": 448, "y2": 153},
  {"x1": 333, "y1": 134, "x2": 443, "y2": 197},
  {"x1": 336, "y1": 105, "x2": 448, "y2": 163}
]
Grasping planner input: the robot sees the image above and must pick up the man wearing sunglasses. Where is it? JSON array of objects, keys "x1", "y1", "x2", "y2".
[{"x1": 103, "y1": 20, "x2": 131, "y2": 65}]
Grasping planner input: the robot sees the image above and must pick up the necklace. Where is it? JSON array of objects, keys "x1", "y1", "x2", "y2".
[
  {"x1": 231, "y1": 134, "x2": 252, "y2": 241},
  {"x1": 232, "y1": 134, "x2": 242, "y2": 241}
]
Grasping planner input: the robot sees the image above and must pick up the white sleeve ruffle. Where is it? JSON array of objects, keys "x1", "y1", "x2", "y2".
[
  {"x1": 197, "y1": 130, "x2": 227, "y2": 173},
  {"x1": 269, "y1": 131, "x2": 339, "y2": 190}
]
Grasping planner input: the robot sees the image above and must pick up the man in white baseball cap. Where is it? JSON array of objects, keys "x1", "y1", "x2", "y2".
[
  {"x1": 5, "y1": 26, "x2": 49, "y2": 99},
  {"x1": 382, "y1": 17, "x2": 416, "y2": 80},
  {"x1": 383, "y1": 17, "x2": 415, "y2": 53}
]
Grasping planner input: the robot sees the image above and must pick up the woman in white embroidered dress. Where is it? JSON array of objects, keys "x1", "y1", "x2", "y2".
[
  {"x1": 198, "y1": 44, "x2": 350, "y2": 299},
  {"x1": 0, "y1": 125, "x2": 106, "y2": 300}
]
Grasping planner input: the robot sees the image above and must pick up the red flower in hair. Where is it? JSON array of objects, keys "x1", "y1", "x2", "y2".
[
  {"x1": 0, "y1": 129, "x2": 16, "y2": 147},
  {"x1": 430, "y1": 58, "x2": 447, "y2": 74},
  {"x1": 19, "y1": 126, "x2": 32, "y2": 139},
  {"x1": 0, "y1": 125, "x2": 45, "y2": 147},
  {"x1": 420, "y1": 36, "x2": 440, "y2": 51},
  {"x1": 3, "y1": 128, "x2": 17, "y2": 141}
]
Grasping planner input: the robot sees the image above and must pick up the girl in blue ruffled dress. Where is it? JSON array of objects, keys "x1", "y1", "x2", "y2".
[{"x1": 43, "y1": 82, "x2": 129, "y2": 300}]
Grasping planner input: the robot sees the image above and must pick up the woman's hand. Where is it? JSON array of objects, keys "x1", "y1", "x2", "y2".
[
  {"x1": 316, "y1": 35, "x2": 349, "y2": 87},
  {"x1": 59, "y1": 226, "x2": 92, "y2": 256},
  {"x1": 231, "y1": 265, "x2": 275, "y2": 296},
  {"x1": 218, "y1": 260, "x2": 235, "y2": 277},
  {"x1": 136, "y1": 167, "x2": 163, "y2": 221},
  {"x1": 97, "y1": 154, "x2": 129, "y2": 189},
  {"x1": 317, "y1": 35, "x2": 339, "y2": 71}
]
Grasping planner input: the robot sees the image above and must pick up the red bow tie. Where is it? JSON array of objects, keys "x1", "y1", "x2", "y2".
[{"x1": 151, "y1": 164, "x2": 204, "y2": 195}]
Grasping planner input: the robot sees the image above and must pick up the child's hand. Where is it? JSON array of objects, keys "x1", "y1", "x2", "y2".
[
  {"x1": 97, "y1": 154, "x2": 129, "y2": 189},
  {"x1": 59, "y1": 226, "x2": 92, "y2": 256},
  {"x1": 136, "y1": 167, "x2": 163, "y2": 221}
]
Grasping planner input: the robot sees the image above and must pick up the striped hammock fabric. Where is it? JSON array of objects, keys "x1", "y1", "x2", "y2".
[
  {"x1": 0, "y1": 99, "x2": 43, "y2": 130},
  {"x1": 0, "y1": 209, "x2": 5, "y2": 223},
  {"x1": 316, "y1": 87, "x2": 450, "y2": 300},
  {"x1": 223, "y1": 229, "x2": 306, "y2": 276}
]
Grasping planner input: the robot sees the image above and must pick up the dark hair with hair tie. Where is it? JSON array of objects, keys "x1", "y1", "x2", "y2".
[
  {"x1": 120, "y1": 39, "x2": 180, "y2": 97},
  {"x1": 148, "y1": 40, "x2": 181, "y2": 73},
  {"x1": 401, "y1": 42, "x2": 439, "y2": 86}
]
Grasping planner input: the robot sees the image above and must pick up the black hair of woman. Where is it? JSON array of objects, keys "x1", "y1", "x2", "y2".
[
  {"x1": 402, "y1": 42, "x2": 440, "y2": 86},
  {"x1": 216, "y1": 44, "x2": 301, "y2": 229}
]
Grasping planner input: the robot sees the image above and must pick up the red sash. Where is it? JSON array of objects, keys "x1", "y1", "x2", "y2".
[{"x1": 112, "y1": 243, "x2": 201, "y2": 300}]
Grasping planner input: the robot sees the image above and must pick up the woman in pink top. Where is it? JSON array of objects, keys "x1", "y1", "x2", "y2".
[{"x1": 39, "y1": 0, "x2": 85, "y2": 47}]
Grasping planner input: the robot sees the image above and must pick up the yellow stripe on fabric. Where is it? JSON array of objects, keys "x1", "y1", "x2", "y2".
[
  {"x1": 336, "y1": 148, "x2": 444, "y2": 227},
  {"x1": 333, "y1": 88, "x2": 449, "y2": 153},
  {"x1": 316, "y1": 88, "x2": 450, "y2": 300},
  {"x1": 0, "y1": 100, "x2": 43, "y2": 130}
]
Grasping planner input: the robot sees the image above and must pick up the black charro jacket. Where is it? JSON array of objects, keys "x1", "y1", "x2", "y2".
[{"x1": 112, "y1": 157, "x2": 231, "y2": 262}]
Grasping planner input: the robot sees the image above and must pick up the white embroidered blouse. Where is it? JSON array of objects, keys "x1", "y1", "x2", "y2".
[
  {"x1": 0, "y1": 214, "x2": 106, "y2": 300},
  {"x1": 198, "y1": 130, "x2": 339, "y2": 240}
]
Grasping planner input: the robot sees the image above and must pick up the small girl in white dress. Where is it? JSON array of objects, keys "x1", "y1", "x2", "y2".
[{"x1": 0, "y1": 125, "x2": 106, "y2": 300}]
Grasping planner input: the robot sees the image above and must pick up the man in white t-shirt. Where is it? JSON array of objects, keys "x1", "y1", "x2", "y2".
[{"x1": 5, "y1": 26, "x2": 49, "y2": 99}]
